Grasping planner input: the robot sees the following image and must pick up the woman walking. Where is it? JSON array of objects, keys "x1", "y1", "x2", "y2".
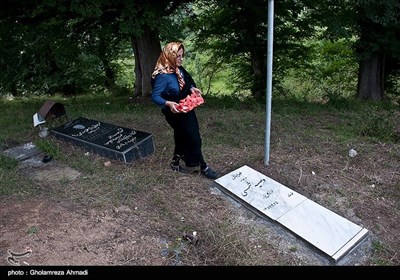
[{"x1": 151, "y1": 41, "x2": 218, "y2": 179}]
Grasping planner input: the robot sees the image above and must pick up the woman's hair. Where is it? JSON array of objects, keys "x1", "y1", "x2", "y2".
[
  {"x1": 178, "y1": 43, "x2": 185, "y2": 56},
  {"x1": 151, "y1": 42, "x2": 186, "y2": 89}
]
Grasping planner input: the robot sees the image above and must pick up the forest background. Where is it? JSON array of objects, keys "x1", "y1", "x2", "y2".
[{"x1": 0, "y1": 0, "x2": 399, "y2": 103}]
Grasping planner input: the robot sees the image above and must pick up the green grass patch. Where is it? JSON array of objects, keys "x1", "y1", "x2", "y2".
[{"x1": 0, "y1": 154, "x2": 19, "y2": 170}]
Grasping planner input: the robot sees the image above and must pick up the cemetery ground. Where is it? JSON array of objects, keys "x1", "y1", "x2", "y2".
[{"x1": 0, "y1": 95, "x2": 399, "y2": 267}]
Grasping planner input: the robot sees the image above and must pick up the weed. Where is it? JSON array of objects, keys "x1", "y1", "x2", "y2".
[
  {"x1": 27, "y1": 226, "x2": 38, "y2": 234},
  {"x1": 35, "y1": 138, "x2": 62, "y2": 159}
]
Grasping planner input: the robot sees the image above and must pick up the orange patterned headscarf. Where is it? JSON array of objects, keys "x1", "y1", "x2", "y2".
[{"x1": 151, "y1": 42, "x2": 185, "y2": 89}]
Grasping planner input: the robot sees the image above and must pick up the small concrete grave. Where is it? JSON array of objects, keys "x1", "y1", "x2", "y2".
[
  {"x1": 214, "y1": 165, "x2": 369, "y2": 262},
  {"x1": 2, "y1": 142, "x2": 42, "y2": 161},
  {"x1": 51, "y1": 117, "x2": 155, "y2": 163},
  {"x1": 2, "y1": 142, "x2": 81, "y2": 183}
]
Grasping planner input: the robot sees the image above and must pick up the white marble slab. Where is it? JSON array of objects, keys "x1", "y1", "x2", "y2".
[
  {"x1": 214, "y1": 165, "x2": 369, "y2": 262},
  {"x1": 215, "y1": 165, "x2": 307, "y2": 220},
  {"x1": 277, "y1": 199, "x2": 368, "y2": 261}
]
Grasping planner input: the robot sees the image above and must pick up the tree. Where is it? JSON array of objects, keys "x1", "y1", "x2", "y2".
[
  {"x1": 186, "y1": 0, "x2": 316, "y2": 99},
  {"x1": 355, "y1": 0, "x2": 400, "y2": 100},
  {"x1": 0, "y1": 0, "x2": 192, "y2": 97},
  {"x1": 0, "y1": 0, "x2": 117, "y2": 96},
  {"x1": 304, "y1": 0, "x2": 400, "y2": 101}
]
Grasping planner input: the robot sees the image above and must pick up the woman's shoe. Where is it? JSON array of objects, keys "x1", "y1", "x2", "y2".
[{"x1": 201, "y1": 167, "x2": 218, "y2": 179}]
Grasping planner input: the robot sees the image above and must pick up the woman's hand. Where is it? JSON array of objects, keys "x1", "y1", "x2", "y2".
[
  {"x1": 191, "y1": 87, "x2": 202, "y2": 96},
  {"x1": 165, "y1": 101, "x2": 181, "y2": 114}
]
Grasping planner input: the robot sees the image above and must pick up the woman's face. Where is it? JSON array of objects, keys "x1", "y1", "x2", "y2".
[{"x1": 176, "y1": 49, "x2": 184, "y2": 67}]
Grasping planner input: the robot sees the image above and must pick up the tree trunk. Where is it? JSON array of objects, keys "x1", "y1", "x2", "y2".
[
  {"x1": 251, "y1": 49, "x2": 265, "y2": 100},
  {"x1": 98, "y1": 40, "x2": 116, "y2": 91},
  {"x1": 355, "y1": 3, "x2": 387, "y2": 101},
  {"x1": 130, "y1": 27, "x2": 161, "y2": 97},
  {"x1": 357, "y1": 52, "x2": 385, "y2": 100}
]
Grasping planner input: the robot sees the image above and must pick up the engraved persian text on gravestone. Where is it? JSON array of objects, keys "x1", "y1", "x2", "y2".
[
  {"x1": 215, "y1": 165, "x2": 369, "y2": 262},
  {"x1": 51, "y1": 117, "x2": 155, "y2": 163},
  {"x1": 215, "y1": 165, "x2": 307, "y2": 220}
]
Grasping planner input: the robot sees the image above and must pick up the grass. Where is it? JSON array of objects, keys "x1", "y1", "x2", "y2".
[{"x1": 0, "y1": 93, "x2": 399, "y2": 266}]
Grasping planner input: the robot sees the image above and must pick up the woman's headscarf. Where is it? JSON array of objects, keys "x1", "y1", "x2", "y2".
[{"x1": 151, "y1": 42, "x2": 185, "y2": 90}]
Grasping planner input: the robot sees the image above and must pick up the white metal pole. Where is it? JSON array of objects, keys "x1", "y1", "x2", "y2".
[{"x1": 265, "y1": 0, "x2": 274, "y2": 166}]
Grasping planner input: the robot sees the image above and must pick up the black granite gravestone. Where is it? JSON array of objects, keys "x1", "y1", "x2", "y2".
[{"x1": 51, "y1": 117, "x2": 155, "y2": 163}]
